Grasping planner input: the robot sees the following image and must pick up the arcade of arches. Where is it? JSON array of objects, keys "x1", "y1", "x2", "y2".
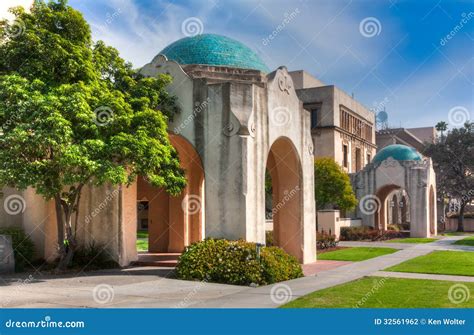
[{"x1": 136, "y1": 134, "x2": 204, "y2": 253}]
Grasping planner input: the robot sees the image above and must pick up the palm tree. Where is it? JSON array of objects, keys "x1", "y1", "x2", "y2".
[{"x1": 435, "y1": 121, "x2": 448, "y2": 142}]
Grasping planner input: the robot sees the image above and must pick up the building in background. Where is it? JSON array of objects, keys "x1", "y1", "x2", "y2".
[
  {"x1": 376, "y1": 126, "x2": 436, "y2": 152},
  {"x1": 290, "y1": 70, "x2": 377, "y2": 174}
]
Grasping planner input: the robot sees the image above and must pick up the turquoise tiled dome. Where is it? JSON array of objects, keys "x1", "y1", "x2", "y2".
[
  {"x1": 372, "y1": 144, "x2": 422, "y2": 164},
  {"x1": 159, "y1": 34, "x2": 269, "y2": 73}
]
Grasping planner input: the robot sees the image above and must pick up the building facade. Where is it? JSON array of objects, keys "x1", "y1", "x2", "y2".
[{"x1": 290, "y1": 71, "x2": 377, "y2": 174}]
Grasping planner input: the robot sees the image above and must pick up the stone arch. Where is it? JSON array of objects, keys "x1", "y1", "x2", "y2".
[
  {"x1": 137, "y1": 134, "x2": 205, "y2": 253},
  {"x1": 429, "y1": 185, "x2": 435, "y2": 235},
  {"x1": 265, "y1": 136, "x2": 303, "y2": 261},
  {"x1": 374, "y1": 184, "x2": 401, "y2": 231}
]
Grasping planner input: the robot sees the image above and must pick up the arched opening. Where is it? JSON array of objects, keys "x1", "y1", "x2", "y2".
[
  {"x1": 375, "y1": 185, "x2": 410, "y2": 233},
  {"x1": 429, "y1": 185, "x2": 435, "y2": 235},
  {"x1": 265, "y1": 137, "x2": 303, "y2": 261},
  {"x1": 390, "y1": 193, "x2": 399, "y2": 225},
  {"x1": 136, "y1": 134, "x2": 204, "y2": 254}
]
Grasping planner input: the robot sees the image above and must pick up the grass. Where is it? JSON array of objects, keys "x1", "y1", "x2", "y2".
[
  {"x1": 137, "y1": 231, "x2": 149, "y2": 239},
  {"x1": 385, "y1": 251, "x2": 474, "y2": 276},
  {"x1": 136, "y1": 231, "x2": 149, "y2": 252},
  {"x1": 281, "y1": 276, "x2": 474, "y2": 308},
  {"x1": 442, "y1": 232, "x2": 474, "y2": 236},
  {"x1": 454, "y1": 236, "x2": 474, "y2": 246},
  {"x1": 385, "y1": 237, "x2": 437, "y2": 243},
  {"x1": 317, "y1": 247, "x2": 398, "y2": 262}
]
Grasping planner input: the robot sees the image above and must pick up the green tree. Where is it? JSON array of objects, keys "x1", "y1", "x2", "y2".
[
  {"x1": 314, "y1": 157, "x2": 357, "y2": 213},
  {"x1": 0, "y1": 0, "x2": 186, "y2": 269},
  {"x1": 435, "y1": 121, "x2": 448, "y2": 142},
  {"x1": 425, "y1": 122, "x2": 474, "y2": 232}
]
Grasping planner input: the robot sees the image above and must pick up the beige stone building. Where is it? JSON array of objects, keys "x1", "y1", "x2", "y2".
[{"x1": 290, "y1": 70, "x2": 377, "y2": 173}]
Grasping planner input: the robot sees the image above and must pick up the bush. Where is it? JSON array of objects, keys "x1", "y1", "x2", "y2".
[
  {"x1": 72, "y1": 242, "x2": 118, "y2": 270},
  {"x1": 0, "y1": 227, "x2": 35, "y2": 272},
  {"x1": 260, "y1": 247, "x2": 303, "y2": 283},
  {"x1": 340, "y1": 226, "x2": 405, "y2": 241},
  {"x1": 317, "y1": 231, "x2": 338, "y2": 250},
  {"x1": 265, "y1": 230, "x2": 274, "y2": 246},
  {"x1": 175, "y1": 239, "x2": 303, "y2": 286}
]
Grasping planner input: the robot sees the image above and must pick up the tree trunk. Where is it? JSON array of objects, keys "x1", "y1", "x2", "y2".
[
  {"x1": 54, "y1": 196, "x2": 66, "y2": 262},
  {"x1": 457, "y1": 203, "x2": 465, "y2": 232}
]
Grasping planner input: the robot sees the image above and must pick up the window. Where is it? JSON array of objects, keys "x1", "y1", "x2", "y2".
[
  {"x1": 343, "y1": 144, "x2": 348, "y2": 168},
  {"x1": 355, "y1": 148, "x2": 361, "y2": 172},
  {"x1": 310, "y1": 108, "x2": 319, "y2": 129},
  {"x1": 367, "y1": 153, "x2": 371, "y2": 164}
]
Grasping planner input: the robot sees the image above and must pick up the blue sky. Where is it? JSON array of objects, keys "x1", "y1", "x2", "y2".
[{"x1": 42, "y1": 1, "x2": 474, "y2": 127}]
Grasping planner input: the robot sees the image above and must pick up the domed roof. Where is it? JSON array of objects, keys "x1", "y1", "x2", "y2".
[
  {"x1": 159, "y1": 34, "x2": 269, "y2": 73},
  {"x1": 372, "y1": 144, "x2": 422, "y2": 164}
]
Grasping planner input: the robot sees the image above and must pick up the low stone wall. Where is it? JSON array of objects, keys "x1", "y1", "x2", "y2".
[
  {"x1": 317, "y1": 210, "x2": 362, "y2": 239},
  {"x1": 0, "y1": 235, "x2": 15, "y2": 273},
  {"x1": 445, "y1": 217, "x2": 474, "y2": 232}
]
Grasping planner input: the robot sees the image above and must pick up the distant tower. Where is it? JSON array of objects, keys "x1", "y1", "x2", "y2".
[{"x1": 375, "y1": 107, "x2": 388, "y2": 130}]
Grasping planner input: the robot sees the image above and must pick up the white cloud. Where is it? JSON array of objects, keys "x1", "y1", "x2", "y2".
[{"x1": 0, "y1": 0, "x2": 33, "y2": 20}]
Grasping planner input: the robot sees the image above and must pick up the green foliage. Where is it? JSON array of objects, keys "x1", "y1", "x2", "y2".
[
  {"x1": 0, "y1": 1, "x2": 186, "y2": 267},
  {"x1": 0, "y1": 227, "x2": 35, "y2": 271},
  {"x1": 316, "y1": 231, "x2": 338, "y2": 250},
  {"x1": 260, "y1": 246, "x2": 303, "y2": 284},
  {"x1": 0, "y1": 1, "x2": 185, "y2": 197},
  {"x1": 425, "y1": 122, "x2": 474, "y2": 231},
  {"x1": 314, "y1": 158, "x2": 357, "y2": 211},
  {"x1": 175, "y1": 239, "x2": 303, "y2": 286},
  {"x1": 340, "y1": 226, "x2": 405, "y2": 241}
]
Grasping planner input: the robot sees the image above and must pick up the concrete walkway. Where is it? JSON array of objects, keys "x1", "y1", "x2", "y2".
[{"x1": 1, "y1": 236, "x2": 472, "y2": 308}]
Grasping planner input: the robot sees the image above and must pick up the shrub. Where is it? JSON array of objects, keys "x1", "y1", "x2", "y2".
[
  {"x1": 175, "y1": 239, "x2": 303, "y2": 286},
  {"x1": 260, "y1": 247, "x2": 303, "y2": 284},
  {"x1": 0, "y1": 227, "x2": 35, "y2": 272},
  {"x1": 72, "y1": 242, "x2": 118, "y2": 270},
  {"x1": 340, "y1": 226, "x2": 405, "y2": 241},
  {"x1": 317, "y1": 231, "x2": 338, "y2": 250},
  {"x1": 265, "y1": 230, "x2": 274, "y2": 246}
]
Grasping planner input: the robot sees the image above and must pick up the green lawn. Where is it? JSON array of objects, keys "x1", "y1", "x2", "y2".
[
  {"x1": 137, "y1": 231, "x2": 149, "y2": 239},
  {"x1": 385, "y1": 251, "x2": 474, "y2": 276},
  {"x1": 454, "y1": 236, "x2": 474, "y2": 246},
  {"x1": 282, "y1": 277, "x2": 474, "y2": 308},
  {"x1": 442, "y1": 232, "x2": 474, "y2": 236},
  {"x1": 317, "y1": 247, "x2": 398, "y2": 261},
  {"x1": 386, "y1": 237, "x2": 438, "y2": 244},
  {"x1": 136, "y1": 238, "x2": 148, "y2": 252}
]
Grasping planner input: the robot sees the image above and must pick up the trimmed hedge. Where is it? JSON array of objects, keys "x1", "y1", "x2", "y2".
[
  {"x1": 0, "y1": 227, "x2": 35, "y2": 272},
  {"x1": 175, "y1": 239, "x2": 303, "y2": 286},
  {"x1": 340, "y1": 226, "x2": 405, "y2": 241}
]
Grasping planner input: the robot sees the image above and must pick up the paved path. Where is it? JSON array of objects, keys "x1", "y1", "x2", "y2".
[{"x1": 1, "y1": 236, "x2": 472, "y2": 308}]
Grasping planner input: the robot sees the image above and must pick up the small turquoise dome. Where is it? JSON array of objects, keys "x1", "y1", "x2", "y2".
[
  {"x1": 159, "y1": 34, "x2": 269, "y2": 73},
  {"x1": 373, "y1": 144, "x2": 422, "y2": 164}
]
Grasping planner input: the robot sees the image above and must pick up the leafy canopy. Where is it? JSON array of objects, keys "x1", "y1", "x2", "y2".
[
  {"x1": 314, "y1": 157, "x2": 357, "y2": 211},
  {"x1": 0, "y1": 0, "x2": 186, "y2": 200}
]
